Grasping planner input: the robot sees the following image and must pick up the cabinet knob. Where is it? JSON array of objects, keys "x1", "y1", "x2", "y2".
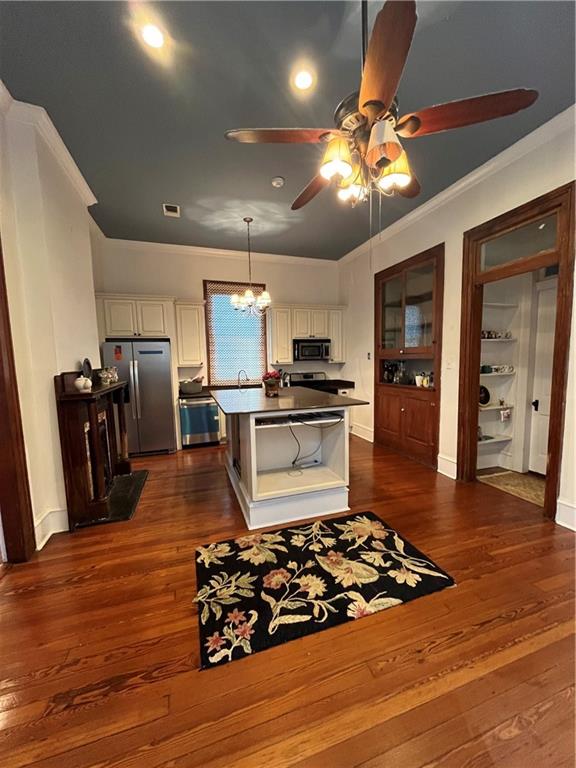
[
  {"x1": 401, "y1": 407, "x2": 405, "y2": 412},
  {"x1": 431, "y1": 402, "x2": 436, "y2": 407},
  {"x1": 400, "y1": 349, "x2": 404, "y2": 354}
]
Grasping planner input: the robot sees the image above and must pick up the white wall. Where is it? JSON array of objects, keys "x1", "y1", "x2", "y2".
[
  {"x1": 0, "y1": 82, "x2": 99, "y2": 549},
  {"x1": 91, "y1": 235, "x2": 340, "y2": 306},
  {"x1": 339, "y1": 107, "x2": 576, "y2": 527}
]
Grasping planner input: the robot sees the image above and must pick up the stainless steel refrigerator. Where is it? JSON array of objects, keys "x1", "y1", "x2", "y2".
[{"x1": 102, "y1": 339, "x2": 176, "y2": 455}]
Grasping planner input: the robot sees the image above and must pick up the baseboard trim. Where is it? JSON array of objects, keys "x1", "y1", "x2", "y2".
[
  {"x1": 351, "y1": 423, "x2": 374, "y2": 443},
  {"x1": 437, "y1": 453, "x2": 458, "y2": 480},
  {"x1": 556, "y1": 498, "x2": 576, "y2": 531},
  {"x1": 34, "y1": 508, "x2": 68, "y2": 550}
]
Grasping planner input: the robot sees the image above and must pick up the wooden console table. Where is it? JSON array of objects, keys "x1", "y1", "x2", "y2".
[{"x1": 55, "y1": 373, "x2": 134, "y2": 529}]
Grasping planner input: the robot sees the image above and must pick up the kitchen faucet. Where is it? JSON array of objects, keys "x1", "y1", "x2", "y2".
[{"x1": 237, "y1": 369, "x2": 249, "y2": 391}]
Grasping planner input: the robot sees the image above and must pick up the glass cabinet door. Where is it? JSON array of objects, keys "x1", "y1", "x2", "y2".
[
  {"x1": 404, "y1": 261, "x2": 434, "y2": 350},
  {"x1": 380, "y1": 274, "x2": 403, "y2": 350}
]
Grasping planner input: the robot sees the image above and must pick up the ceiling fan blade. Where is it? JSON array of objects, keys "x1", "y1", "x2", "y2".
[
  {"x1": 225, "y1": 128, "x2": 340, "y2": 144},
  {"x1": 396, "y1": 89, "x2": 539, "y2": 138},
  {"x1": 291, "y1": 175, "x2": 329, "y2": 210},
  {"x1": 359, "y1": 0, "x2": 417, "y2": 125},
  {"x1": 398, "y1": 174, "x2": 420, "y2": 198}
]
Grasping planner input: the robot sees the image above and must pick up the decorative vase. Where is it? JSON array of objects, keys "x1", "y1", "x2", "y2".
[
  {"x1": 264, "y1": 380, "x2": 279, "y2": 398},
  {"x1": 74, "y1": 376, "x2": 88, "y2": 392}
]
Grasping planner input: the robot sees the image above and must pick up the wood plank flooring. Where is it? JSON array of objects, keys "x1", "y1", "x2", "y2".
[{"x1": 0, "y1": 438, "x2": 573, "y2": 767}]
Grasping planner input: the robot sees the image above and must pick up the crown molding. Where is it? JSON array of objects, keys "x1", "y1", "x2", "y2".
[
  {"x1": 103, "y1": 237, "x2": 339, "y2": 268},
  {"x1": 340, "y1": 105, "x2": 576, "y2": 265},
  {"x1": 1, "y1": 80, "x2": 97, "y2": 208}
]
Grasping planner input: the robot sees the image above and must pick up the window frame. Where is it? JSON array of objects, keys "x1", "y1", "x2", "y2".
[{"x1": 203, "y1": 279, "x2": 268, "y2": 386}]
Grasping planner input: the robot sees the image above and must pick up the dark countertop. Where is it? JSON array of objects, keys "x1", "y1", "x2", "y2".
[{"x1": 211, "y1": 386, "x2": 368, "y2": 415}]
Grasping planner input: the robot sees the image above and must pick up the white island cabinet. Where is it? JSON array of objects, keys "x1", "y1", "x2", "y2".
[{"x1": 211, "y1": 387, "x2": 368, "y2": 530}]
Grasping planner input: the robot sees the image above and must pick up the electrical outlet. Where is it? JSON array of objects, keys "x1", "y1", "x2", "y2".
[{"x1": 367, "y1": 352, "x2": 371, "y2": 360}]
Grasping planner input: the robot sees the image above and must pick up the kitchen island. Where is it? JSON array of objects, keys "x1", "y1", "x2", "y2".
[{"x1": 211, "y1": 386, "x2": 368, "y2": 529}]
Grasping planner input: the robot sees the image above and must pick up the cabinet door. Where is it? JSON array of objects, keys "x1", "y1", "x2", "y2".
[
  {"x1": 404, "y1": 260, "x2": 435, "y2": 354},
  {"x1": 137, "y1": 301, "x2": 168, "y2": 336},
  {"x1": 310, "y1": 309, "x2": 328, "y2": 337},
  {"x1": 329, "y1": 310, "x2": 344, "y2": 362},
  {"x1": 104, "y1": 299, "x2": 137, "y2": 336},
  {"x1": 292, "y1": 309, "x2": 310, "y2": 338},
  {"x1": 402, "y1": 392, "x2": 437, "y2": 462},
  {"x1": 176, "y1": 304, "x2": 204, "y2": 366},
  {"x1": 379, "y1": 274, "x2": 404, "y2": 353},
  {"x1": 269, "y1": 308, "x2": 292, "y2": 364},
  {"x1": 375, "y1": 387, "x2": 403, "y2": 448}
]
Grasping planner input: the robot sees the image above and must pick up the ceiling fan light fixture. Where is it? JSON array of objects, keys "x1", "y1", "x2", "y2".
[
  {"x1": 366, "y1": 119, "x2": 403, "y2": 169},
  {"x1": 377, "y1": 150, "x2": 412, "y2": 191},
  {"x1": 320, "y1": 137, "x2": 353, "y2": 181}
]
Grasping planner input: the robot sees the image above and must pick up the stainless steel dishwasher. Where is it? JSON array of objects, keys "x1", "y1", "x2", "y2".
[{"x1": 179, "y1": 396, "x2": 221, "y2": 446}]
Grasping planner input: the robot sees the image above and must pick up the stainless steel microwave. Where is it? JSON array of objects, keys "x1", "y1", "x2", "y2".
[{"x1": 293, "y1": 338, "x2": 331, "y2": 361}]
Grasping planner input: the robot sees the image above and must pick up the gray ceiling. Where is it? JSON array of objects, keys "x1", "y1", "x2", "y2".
[{"x1": 0, "y1": 1, "x2": 574, "y2": 260}]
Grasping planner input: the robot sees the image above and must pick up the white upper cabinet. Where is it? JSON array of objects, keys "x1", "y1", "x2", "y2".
[
  {"x1": 176, "y1": 303, "x2": 205, "y2": 367},
  {"x1": 101, "y1": 297, "x2": 170, "y2": 337},
  {"x1": 268, "y1": 307, "x2": 293, "y2": 365},
  {"x1": 292, "y1": 308, "x2": 311, "y2": 338},
  {"x1": 137, "y1": 301, "x2": 168, "y2": 336},
  {"x1": 292, "y1": 308, "x2": 329, "y2": 338},
  {"x1": 329, "y1": 309, "x2": 344, "y2": 362},
  {"x1": 311, "y1": 309, "x2": 329, "y2": 338},
  {"x1": 104, "y1": 299, "x2": 137, "y2": 336}
]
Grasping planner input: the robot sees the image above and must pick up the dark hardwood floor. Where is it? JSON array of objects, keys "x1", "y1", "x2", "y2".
[{"x1": 0, "y1": 437, "x2": 573, "y2": 767}]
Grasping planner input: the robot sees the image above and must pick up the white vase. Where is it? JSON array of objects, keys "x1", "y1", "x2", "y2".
[{"x1": 74, "y1": 376, "x2": 88, "y2": 392}]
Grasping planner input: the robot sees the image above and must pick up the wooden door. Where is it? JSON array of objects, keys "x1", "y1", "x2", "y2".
[
  {"x1": 402, "y1": 391, "x2": 437, "y2": 463},
  {"x1": 375, "y1": 387, "x2": 402, "y2": 448},
  {"x1": 529, "y1": 281, "x2": 557, "y2": 474}
]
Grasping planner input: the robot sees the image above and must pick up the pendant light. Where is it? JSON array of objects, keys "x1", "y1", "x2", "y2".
[{"x1": 230, "y1": 217, "x2": 272, "y2": 315}]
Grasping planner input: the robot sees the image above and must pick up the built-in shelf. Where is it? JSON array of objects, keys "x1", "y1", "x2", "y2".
[
  {"x1": 479, "y1": 404, "x2": 514, "y2": 411},
  {"x1": 480, "y1": 372, "x2": 516, "y2": 377},
  {"x1": 478, "y1": 435, "x2": 513, "y2": 446},
  {"x1": 482, "y1": 302, "x2": 518, "y2": 309},
  {"x1": 256, "y1": 464, "x2": 344, "y2": 499},
  {"x1": 481, "y1": 338, "x2": 517, "y2": 343}
]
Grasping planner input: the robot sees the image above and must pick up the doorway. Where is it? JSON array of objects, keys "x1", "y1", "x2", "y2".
[
  {"x1": 457, "y1": 182, "x2": 575, "y2": 519},
  {"x1": 476, "y1": 269, "x2": 558, "y2": 507}
]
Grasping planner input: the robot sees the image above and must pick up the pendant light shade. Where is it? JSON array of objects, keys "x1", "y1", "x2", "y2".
[
  {"x1": 377, "y1": 150, "x2": 412, "y2": 191},
  {"x1": 366, "y1": 119, "x2": 403, "y2": 169},
  {"x1": 320, "y1": 137, "x2": 353, "y2": 181}
]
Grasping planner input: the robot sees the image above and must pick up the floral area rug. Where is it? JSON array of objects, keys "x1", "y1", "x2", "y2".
[{"x1": 193, "y1": 511, "x2": 454, "y2": 668}]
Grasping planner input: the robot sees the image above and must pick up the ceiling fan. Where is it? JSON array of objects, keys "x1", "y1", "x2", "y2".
[{"x1": 225, "y1": 0, "x2": 538, "y2": 210}]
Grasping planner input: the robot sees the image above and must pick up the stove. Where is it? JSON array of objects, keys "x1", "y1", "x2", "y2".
[{"x1": 284, "y1": 372, "x2": 355, "y2": 395}]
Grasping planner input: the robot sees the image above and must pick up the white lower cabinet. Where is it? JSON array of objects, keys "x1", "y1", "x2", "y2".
[
  {"x1": 176, "y1": 303, "x2": 205, "y2": 366},
  {"x1": 268, "y1": 307, "x2": 293, "y2": 365}
]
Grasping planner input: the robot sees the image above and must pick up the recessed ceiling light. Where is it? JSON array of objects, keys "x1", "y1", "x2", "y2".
[
  {"x1": 271, "y1": 176, "x2": 285, "y2": 189},
  {"x1": 141, "y1": 24, "x2": 164, "y2": 49},
  {"x1": 293, "y1": 70, "x2": 314, "y2": 91}
]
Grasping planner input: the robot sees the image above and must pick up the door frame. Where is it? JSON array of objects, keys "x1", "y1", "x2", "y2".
[
  {"x1": 457, "y1": 182, "x2": 575, "y2": 519},
  {"x1": 0, "y1": 236, "x2": 36, "y2": 561}
]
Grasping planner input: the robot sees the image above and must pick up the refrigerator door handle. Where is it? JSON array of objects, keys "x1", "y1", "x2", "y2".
[
  {"x1": 134, "y1": 359, "x2": 142, "y2": 418},
  {"x1": 128, "y1": 360, "x2": 137, "y2": 419}
]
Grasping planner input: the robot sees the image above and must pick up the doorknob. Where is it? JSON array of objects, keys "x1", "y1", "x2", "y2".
[{"x1": 532, "y1": 399, "x2": 539, "y2": 412}]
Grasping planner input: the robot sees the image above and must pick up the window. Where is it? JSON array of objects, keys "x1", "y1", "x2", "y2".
[{"x1": 204, "y1": 280, "x2": 267, "y2": 385}]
